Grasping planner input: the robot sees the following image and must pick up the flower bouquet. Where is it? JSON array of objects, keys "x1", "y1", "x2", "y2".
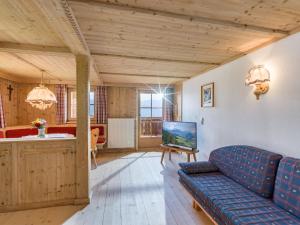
[{"x1": 32, "y1": 118, "x2": 47, "y2": 137}]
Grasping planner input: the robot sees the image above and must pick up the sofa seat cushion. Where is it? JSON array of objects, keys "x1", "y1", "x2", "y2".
[
  {"x1": 179, "y1": 161, "x2": 219, "y2": 174},
  {"x1": 0, "y1": 130, "x2": 4, "y2": 138},
  {"x1": 178, "y1": 170, "x2": 299, "y2": 225},
  {"x1": 178, "y1": 170, "x2": 224, "y2": 224},
  {"x1": 274, "y1": 157, "x2": 300, "y2": 218},
  {"x1": 209, "y1": 145, "x2": 282, "y2": 198}
]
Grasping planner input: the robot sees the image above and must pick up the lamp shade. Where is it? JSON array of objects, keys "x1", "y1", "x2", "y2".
[
  {"x1": 25, "y1": 84, "x2": 57, "y2": 110},
  {"x1": 245, "y1": 65, "x2": 270, "y2": 85}
]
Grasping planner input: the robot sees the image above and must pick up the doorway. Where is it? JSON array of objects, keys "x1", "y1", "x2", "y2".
[{"x1": 138, "y1": 91, "x2": 163, "y2": 149}]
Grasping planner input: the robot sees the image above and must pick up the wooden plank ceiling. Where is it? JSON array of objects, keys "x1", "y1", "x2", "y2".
[
  {"x1": 0, "y1": 0, "x2": 300, "y2": 85},
  {"x1": 0, "y1": 0, "x2": 99, "y2": 84},
  {"x1": 69, "y1": 0, "x2": 299, "y2": 84}
]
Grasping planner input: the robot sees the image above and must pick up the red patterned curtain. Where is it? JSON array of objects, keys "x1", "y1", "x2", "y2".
[
  {"x1": 95, "y1": 86, "x2": 107, "y2": 124},
  {"x1": 0, "y1": 95, "x2": 6, "y2": 128},
  {"x1": 163, "y1": 88, "x2": 174, "y2": 121},
  {"x1": 55, "y1": 84, "x2": 67, "y2": 124}
]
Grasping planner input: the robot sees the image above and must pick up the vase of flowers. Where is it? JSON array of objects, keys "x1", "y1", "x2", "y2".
[{"x1": 32, "y1": 118, "x2": 47, "y2": 138}]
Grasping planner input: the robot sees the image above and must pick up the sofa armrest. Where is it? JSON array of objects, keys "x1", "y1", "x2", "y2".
[{"x1": 179, "y1": 161, "x2": 219, "y2": 174}]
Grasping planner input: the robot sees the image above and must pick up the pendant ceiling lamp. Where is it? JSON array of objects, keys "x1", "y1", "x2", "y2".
[{"x1": 25, "y1": 70, "x2": 57, "y2": 110}]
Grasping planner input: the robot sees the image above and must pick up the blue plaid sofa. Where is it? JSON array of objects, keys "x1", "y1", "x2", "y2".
[{"x1": 178, "y1": 145, "x2": 300, "y2": 225}]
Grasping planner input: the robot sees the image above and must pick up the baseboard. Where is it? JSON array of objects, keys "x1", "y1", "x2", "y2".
[
  {"x1": 0, "y1": 199, "x2": 82, "y2": 213},
  {"x1": 99, "y1": 148, "x2": 136, "y2": 153},
  {"x1": 73, "y1": 197, "x2": 90, "y2": 205}
]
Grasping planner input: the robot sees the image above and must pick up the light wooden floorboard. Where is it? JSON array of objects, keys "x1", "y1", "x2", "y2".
[{"x1": 0, "y1": 152, "x2": 213, "y2": 225}]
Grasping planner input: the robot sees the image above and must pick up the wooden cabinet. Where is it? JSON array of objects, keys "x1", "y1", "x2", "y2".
[
  {"x1": 0, "y1": 139, "x2": 79, "y2": 212},
  {"x1": 0, "y1": 144, "x2": 12, "y2": 207}
]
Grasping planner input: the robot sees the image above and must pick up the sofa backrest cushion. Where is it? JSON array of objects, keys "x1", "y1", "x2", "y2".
[
  {"x1": 209, "y1": 145, "x2": 282, "y2": 198},
  {"x1": 179, "y1": 161, "x2": 219, "y2": 174},
  {"x1": 5, "y1": 128, "x2": 38, "y2": 138},
  {"x1": 47, "y1": 127, "x2": 77, "y2": 136},
  {"x1": 274, "y1": 157, "x2": 300, "y2": 218}
]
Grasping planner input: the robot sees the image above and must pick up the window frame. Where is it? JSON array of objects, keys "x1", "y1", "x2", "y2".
[
  {"x1": 67, "y1": 87, "x2": 96, "y2": 123},
  {"x1": 139, "y1": 92, "x2": 163, "y2": 119},
  {"x1": 139, "y1": 91, "x2": 163, "y2": 137}
]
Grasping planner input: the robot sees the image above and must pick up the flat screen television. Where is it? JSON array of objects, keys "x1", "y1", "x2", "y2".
[{"x1": 162, "y1": 121, "x2": 197, "y2": 149}]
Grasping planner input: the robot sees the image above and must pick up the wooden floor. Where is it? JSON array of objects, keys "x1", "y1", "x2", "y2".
[{"x1": 0, "y1": 152, "x2": 213, "y2": 225}]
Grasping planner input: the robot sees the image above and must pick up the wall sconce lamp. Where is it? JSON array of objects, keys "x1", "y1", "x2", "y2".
[{"x1": 245, "y1": 65, "x2": 270, "y2": 100}]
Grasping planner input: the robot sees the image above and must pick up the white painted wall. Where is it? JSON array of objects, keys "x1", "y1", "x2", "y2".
[{"x1": 182, "y1": 32, "x2": 300, "y2": 159}]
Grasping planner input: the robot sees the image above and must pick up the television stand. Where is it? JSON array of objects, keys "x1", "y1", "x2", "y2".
[{"x1": 160, "y1": 144, "x2": 199, "y2": 163}]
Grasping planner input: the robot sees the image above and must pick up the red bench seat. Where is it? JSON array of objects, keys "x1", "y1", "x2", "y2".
[
  {"x1": 0, "y1": 130, "x2": 5, "y2": 138},
  {"x1": 0, "y1": 124, "x2": 106, "y2": 144},
  {"x1": 5, "y1": 128, "x2": 38, "y2": 138},
  {"x1": 47, "y1": 127, "x2": 77, "y2": 136}
]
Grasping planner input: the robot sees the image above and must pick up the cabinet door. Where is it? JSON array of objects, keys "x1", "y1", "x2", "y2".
[
  {"x1": 17, "y1": 141, "x2": 76, "y2": 204},
  {"x1": 0, "y1": 144, "x2": 12, "y2": 207}
]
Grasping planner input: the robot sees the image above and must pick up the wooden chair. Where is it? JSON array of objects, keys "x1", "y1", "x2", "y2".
[{"x1": 91, "y1": 128, "x2": 99, "y2": 168}]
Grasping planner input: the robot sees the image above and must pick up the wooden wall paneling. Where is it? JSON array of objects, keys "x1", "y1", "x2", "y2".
[
  {"x1": 135, "y1": 88, "x2": 139, "y2": 150},
  {"x1": 138, "y1": 137, "x2": 162, "y2": 149},
  {"x1": 119, "y1": 87, "x2": 136, "y2": 118},
  {"x1": 107, "y1": 87, "x2": 118, "y2": 118},
  {"x1": 17, "y1": 83, "x2": 57, "y2": 125},
  {"x1": 107, "y1": 86, "x2": 137, "y2": 118},
  {"x1": 174, "y1": 82, "x2": 182, "y2": 121},
  {"x1": 0, "y1": 77, "x2": 18, "y2": 126},
  {"x1": 0, "y1": 143, "x2": 12, "y2": 207}
]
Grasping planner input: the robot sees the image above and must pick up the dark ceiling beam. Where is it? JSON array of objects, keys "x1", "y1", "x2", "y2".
[
  {"x1": 70, "y1": 0, "x2": 289, "y2": 35},
  {"x1": 92, "y1": 53, "x2": 219, "y2": 66}
]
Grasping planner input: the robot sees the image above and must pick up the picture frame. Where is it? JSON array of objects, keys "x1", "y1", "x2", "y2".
[{"x1": 201, "y1": 82, "x2": 214, "y2": 107}]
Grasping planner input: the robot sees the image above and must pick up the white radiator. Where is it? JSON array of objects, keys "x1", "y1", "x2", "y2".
[{"x1": 108, "y1": 118, "x2": 135, "y2": 148}]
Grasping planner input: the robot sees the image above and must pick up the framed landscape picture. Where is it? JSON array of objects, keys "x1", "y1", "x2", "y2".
[{"x1": 201, "y1": 83, "x2": 214, "y2": 107}]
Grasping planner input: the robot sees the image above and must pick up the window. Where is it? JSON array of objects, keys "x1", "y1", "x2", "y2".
[
  {"x1": 67, "y1": 88, "x2": 95, "y2": 121},
  {"x1": 139, "y1": 92, "x2": 163, "y2": 137}
]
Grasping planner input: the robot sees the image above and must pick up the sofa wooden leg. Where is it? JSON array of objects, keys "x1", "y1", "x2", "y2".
[{"x1": 192, "y1": 200, "x2": 201, "y2": 211}]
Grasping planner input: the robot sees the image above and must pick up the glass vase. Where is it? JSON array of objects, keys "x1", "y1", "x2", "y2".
[{"x1": 38, "y1": 128, "x2": 46, "y2": 138}]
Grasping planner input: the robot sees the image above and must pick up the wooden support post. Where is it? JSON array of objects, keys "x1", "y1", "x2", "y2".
[{"x1": 75, "y1": 54, "x2": 91, "y2": 204}]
